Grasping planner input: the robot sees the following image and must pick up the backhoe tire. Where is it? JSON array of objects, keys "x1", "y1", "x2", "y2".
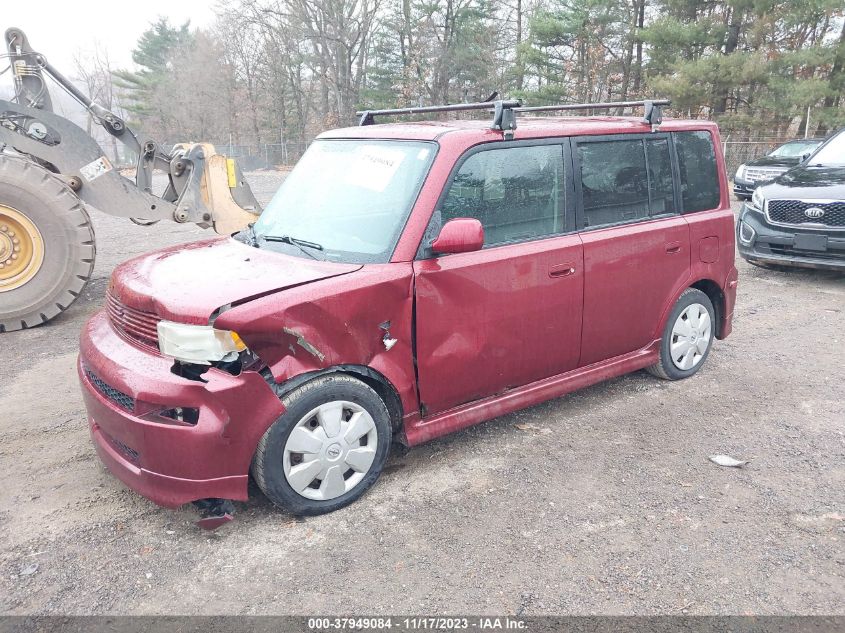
[{"x1": 0, "y1": 156, "x2": 95, "y2": 332}]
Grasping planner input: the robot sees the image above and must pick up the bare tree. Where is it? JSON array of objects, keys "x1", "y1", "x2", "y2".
[{"x1": 74, "y1": 44, "x2": 124, "y2": 162}]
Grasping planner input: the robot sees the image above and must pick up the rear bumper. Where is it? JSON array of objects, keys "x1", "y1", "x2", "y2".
[
  {"x1": 79, "y1": 310, "x2": 285, "y2": 508},
  {"x1": 737, "y1": 206, "x2": 845, "y2": 272}
]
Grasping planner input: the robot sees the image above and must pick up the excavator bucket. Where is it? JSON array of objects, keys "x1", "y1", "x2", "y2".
[{"x1": 176, "y1": 143, "x2": 262, "y2": 235}]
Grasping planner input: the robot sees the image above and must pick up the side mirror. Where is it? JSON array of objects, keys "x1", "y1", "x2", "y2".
[
  {"x1": 801, "y1": 152, "x2": 811, "y2": 162},
  {"x1": 431, "y1": 218, "x2": 484, "y2": 254}
]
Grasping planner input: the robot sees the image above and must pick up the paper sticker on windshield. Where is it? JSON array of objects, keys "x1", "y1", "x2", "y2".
[
  {"x1": 79, "y1": 156, "x2": 113, "y2": 182},
  {"x1": 344, "y1": 145, "x2": 405, "y2": 192}
]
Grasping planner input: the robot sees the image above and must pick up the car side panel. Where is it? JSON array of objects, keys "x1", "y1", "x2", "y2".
[
  {"x1": 579, "y1": 216, "x2": 691, "y2": 366},
  {"x1": 680, "y1": 208, "x2": 739, "y2": 339},
  {"x1": 214, "y1": 264, "x2": 420, "y2": 420}
]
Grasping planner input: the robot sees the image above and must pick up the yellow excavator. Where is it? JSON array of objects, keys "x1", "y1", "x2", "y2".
[{"x1": 0, "y1": 27, "x2": 261, "y2": 332}]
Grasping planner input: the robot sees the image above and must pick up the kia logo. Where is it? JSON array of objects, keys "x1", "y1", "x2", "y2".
[{"x1": 804, "y1": 207, "x2": 825, "y2": 219}]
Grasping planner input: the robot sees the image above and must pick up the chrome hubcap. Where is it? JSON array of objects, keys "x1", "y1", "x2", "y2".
[
  {"x1": 670, "y1": 303, "x2": 712, "y2": 371},
  {"x1": 283, "y1": 400, "x2": 378, "y2": 501}
]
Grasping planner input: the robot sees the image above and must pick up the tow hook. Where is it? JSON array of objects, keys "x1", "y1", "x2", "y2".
[{"x1": 193, "y1": 498, "x2": 235, "y2": 531}]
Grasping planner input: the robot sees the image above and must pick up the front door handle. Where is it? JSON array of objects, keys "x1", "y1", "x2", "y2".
[
  {"x1": 549, "y1": 263, "x2": 576, "y2": 278},
  {"x1": 665, "y1": 241, "x2": 682, "y2": 254}
]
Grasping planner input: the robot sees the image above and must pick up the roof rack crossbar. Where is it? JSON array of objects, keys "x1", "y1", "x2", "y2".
[
  {"x1": 355, "y1": 97, "x2": 669, "y2": 130},
  {"x1": 357, "y1": 99, "x2": 522, "y2": 128},
  {"x1": 516, "y1": 99, "x2": 670, "y2": 125}
]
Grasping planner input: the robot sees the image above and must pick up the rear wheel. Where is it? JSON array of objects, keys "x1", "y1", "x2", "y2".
[
  {"x1": 647, "y1": 288, "x2": 715, "y2": 380},
  {"x1": 0, "y1": 156, "x2": 95, "y2": 332}
]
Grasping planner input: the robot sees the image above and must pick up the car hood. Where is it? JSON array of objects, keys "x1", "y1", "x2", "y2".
[
  {"x1": 109, "y1": 237, "x2": 362, "y2": 323},
  {"x1": 745, "y1": 155, "x2": 801, "y2": 168},
  {"x1": 760, "y1": 165, "x2": 845, "y2": 200}
]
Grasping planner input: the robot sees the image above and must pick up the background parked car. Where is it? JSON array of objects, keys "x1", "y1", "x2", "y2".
[
  {"x1": 733, "y1": 138, "x2": 824, "y2": 200},
  {"x1": 737, "y1": 128, "x2": 845, "y2": 271}
]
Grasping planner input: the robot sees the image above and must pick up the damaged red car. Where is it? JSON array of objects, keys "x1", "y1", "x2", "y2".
[{"x1": 78, "y1": 100, "x2": 738, "y2": 524}]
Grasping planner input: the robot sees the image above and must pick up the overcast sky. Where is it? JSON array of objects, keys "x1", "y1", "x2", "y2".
[
  {"x1": 7, "y1": 0, "x2": 218, "y2": 70},
  {"x1": 4, "y1": 1, "x2": 220, "y2": 122}
]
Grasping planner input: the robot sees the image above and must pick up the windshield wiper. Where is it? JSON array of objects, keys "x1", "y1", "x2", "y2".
[{"x1": 261, "y1": 234, "x2": 324, "y2": 260}]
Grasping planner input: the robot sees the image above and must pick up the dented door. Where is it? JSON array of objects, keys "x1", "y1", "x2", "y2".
[{"x1": 413, "y1": 236, "x2": 584, "y2": 416}]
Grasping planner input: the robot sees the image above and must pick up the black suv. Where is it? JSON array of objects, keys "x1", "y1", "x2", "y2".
[
  {"x1": 733, "y1": 139, "x2": 823, "y2": 200},
  {"x1": 737, "y1": 129, "x2": 845, "y2": 271}
]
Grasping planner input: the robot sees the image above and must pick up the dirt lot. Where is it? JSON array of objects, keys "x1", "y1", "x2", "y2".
[{"x1": 0, "y1": 171, "x2": 843, "y2": 615}]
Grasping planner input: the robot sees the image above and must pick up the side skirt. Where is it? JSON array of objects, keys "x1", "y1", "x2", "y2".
[{"x1": 403, "y1": 340, "x2": 661, "y2": 446}]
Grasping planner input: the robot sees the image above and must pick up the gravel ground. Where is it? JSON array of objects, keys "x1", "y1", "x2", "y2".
[{"x1": 0, "y1": 171, "x2": 843, "y2": 615}]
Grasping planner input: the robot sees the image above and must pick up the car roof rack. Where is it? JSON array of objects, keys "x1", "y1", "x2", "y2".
[{"x1": 355, "y1": 98, "x2": 669, "y2": 136}]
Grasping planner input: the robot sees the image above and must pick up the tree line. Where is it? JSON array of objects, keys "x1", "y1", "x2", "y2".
[{"x1": 77, "y1": 0, "x2": 845, "y2": 154}]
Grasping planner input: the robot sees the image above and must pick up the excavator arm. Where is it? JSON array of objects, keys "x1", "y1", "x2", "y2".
[
  {"x1": 0, "y1": 27, "x2": 261, "y2": 233},
  {"x1": 0, "y1": 27, "x2": 263, "y2": 332}
]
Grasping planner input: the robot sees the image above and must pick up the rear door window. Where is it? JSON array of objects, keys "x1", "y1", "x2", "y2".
[
  {"x1": 674, "y1": 130, "x2": 720, "y2": 213},
  {"x1": 576, "y1": 136, "x2": 677, "y2": 228}
]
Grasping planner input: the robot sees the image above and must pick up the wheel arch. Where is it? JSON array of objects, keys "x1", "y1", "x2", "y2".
[
  {"x1": 689, "y1": 278, "x2": 725, "y2": 339},
  {"x1": 268, "y1": 364, "x2": 405, "y2": 431},
  {"x1": 655, "y1": 277, "x2": 725, "y2": 344}
]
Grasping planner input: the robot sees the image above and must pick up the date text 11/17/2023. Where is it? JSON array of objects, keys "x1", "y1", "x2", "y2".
[{"x1": 306, "y1": 616, "x2": 528, "y2": 630}]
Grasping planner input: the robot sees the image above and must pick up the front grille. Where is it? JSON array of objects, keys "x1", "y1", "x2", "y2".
[
  {"x1": 85, "y1": 368, "x2": 135, "y2": 412},
  {"x1": 106, "y1": 290, "x2": 160, "y2": 348},
  {"x1": 767, "y1": 199, "x2": 845, "y2": 229},
  {"x1": 744, "y1": 167, "x2": 788, "y2": 183}
]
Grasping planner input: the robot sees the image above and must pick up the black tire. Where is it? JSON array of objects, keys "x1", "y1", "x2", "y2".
[
  {"x1": 0, "y1": 156, "x2": 95, "y2": 332},
  {"x1": 647, "y1": 288, "x2": 715, "y2": 380},
  {"x1": 252, "y1": 374, "x2": 392, "y2": 515}
]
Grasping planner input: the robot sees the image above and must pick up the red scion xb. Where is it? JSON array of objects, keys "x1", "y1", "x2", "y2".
[{"x1": 78, "y1": 100, "x2": 738, "y2": 525}]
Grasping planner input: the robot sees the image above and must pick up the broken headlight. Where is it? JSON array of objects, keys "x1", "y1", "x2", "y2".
[{"x1": 157, "y1": 321, "x2": 247, "y2": 364}]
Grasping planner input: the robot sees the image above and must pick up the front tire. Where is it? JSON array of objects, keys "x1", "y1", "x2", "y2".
[
  {"x1": 252, "y1": 374, "x2": 392, "y2": 515},
  {"x1": 647, "y1": 288, "x2": 715, "y2": 380}
]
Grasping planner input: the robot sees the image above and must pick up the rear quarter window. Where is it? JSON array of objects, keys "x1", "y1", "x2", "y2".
[{"x1": 675, "y1": 130, "x2": 720, "y2": 213}]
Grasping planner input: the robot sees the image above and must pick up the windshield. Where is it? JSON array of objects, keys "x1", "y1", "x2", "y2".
[
  {"x1": 254, "y1": 139, "x2": 436, "y2": 263},
  {"x1": 807, "y1": 130, "x2": 845, "y2": 167},
  {"x1": 769, "y1": 140, "x2": 821, "y2": 158}
]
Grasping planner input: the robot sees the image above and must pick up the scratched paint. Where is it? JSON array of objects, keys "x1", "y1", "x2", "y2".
[{"x1": 282, "y1": 327, "x2": 326, "y2": 361}]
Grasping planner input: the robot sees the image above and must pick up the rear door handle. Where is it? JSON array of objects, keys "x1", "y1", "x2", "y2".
[
  {"x1": 665, "y1": 241, "x2": 682, "y2": 254},
  {"x1": 549, "y1": 263, "x2": 576, "y2": 278}
]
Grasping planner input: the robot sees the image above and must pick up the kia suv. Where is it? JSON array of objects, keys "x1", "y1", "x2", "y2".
[
  {"x1": 737, "y1": 128, "x2": 845, "y2": 271},
  {"x1": 78, "y1": 100, "x2": 738, "y2": 525}
]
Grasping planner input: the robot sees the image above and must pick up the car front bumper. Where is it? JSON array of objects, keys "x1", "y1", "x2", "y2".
[
  {"x1": 733, "y1": 178, "x2": 755, "y2": 198},
  {"x1": 736, "y1": 205, "x2": 845, "y2": 271},
  {"x1": 78, "y1": 310, "x2": 284, "y2": 508}
]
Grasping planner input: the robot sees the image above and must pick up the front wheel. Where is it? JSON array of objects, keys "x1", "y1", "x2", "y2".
[
  {"x1": 252, "y1": 374, "x2": 392, "y2": 515},
  {"x1": 647, "y1": 288, "x2": 715, "y2": 380}
]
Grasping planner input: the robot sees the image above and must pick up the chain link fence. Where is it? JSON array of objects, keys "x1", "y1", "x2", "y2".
[{"x1": 205, "y1": 142, "x2": 310, "y2": 170}]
